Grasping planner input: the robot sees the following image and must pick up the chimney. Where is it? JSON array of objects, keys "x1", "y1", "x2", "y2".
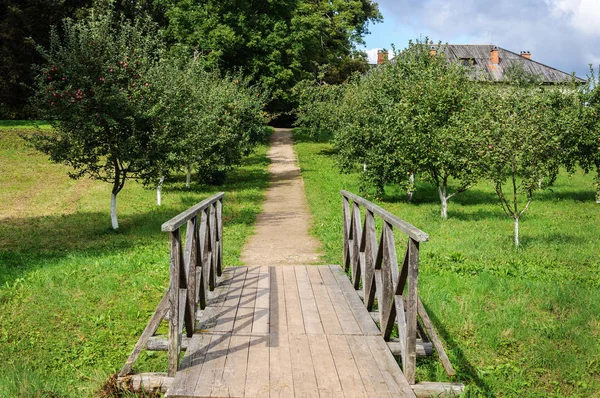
[
  {"x1": 490, "y1": 45, "x2": 499, "y2": 65},
  {"x1": 520, "y1": 50, "x2": 531, "y2": 59},
  {"x1": 377, "y1": 50, "x2": 388, "y2": 65},
  {"x1": 429, "y1": 45, "x2": 436, "y2": 57}
]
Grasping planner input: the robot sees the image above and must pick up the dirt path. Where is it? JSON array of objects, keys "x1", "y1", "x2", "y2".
[{"x1": 240, "y1": 128, "x2": 321, "y2": 266}]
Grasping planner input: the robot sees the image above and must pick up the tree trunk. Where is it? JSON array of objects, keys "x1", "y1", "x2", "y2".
[
  {"x1": 514, "y1": 216, "x2": 519, "y2": 247},
  {"x1": 438, "y1": 185, "x2": 448, "y2": 220},
  {"x1": 407, "y1": 173, "x2": 415, "y2": 202},
  {"x1": 157, "y1": 176, "x2": 165, "y2": 206},
  {"x1": 186, "y1": 164, "x2": 192, "y2": 189},
  {"x1": 111, "y1": 193, "x2": 119, "y2": 230}
]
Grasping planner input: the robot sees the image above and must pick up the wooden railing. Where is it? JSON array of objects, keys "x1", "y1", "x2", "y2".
[
  {"x1": 119, "y1": 192, "x2": 224, "y2": 381},
  {"x1": 341, "y1": 190, "x2": 455, "y2": 385}
]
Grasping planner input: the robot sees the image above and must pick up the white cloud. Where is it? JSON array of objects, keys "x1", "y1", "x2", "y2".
[
  {"x1": 547, "y1": 0, "x2": 600, "y2": 35},
  {"x1": 374, "y1": 0, "x2": 600, "y2": 77}
]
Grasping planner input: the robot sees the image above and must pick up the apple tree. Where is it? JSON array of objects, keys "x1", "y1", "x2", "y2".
[{"x1": 30, "y1": 12, "x2": 171, "y2": 229}]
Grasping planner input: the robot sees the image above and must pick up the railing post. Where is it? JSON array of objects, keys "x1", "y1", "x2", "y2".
[
  {"x1": 168, "y1": 229, "x2": 181, "y2": 377},
  {"x1": 216, "y1": 198, "x2": 223, "y2": 277},
  {"x1": 405, "y1": 237, "x2": 419, "y2": 384},
  {"x1": 342, "y1": 197, "x2": 351, "y2": 272},
  {"x1": 351, "y1": 202, "x2": 362, "y2": 289}
]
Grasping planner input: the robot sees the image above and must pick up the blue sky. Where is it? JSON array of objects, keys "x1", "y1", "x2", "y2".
[{"x1": 360, "y1": 0, "x2": 600, "y2": 80}]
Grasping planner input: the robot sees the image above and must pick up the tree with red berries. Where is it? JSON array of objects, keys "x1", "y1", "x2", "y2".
[{"x1": 30, "y1": 12, "x2": 170, "y2": 229}]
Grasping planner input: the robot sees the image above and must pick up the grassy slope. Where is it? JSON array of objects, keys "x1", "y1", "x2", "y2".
[
  {"x1": 293, "y1": 129, "x2": 600, "y2": 397},
  {"x1": 0, "y1": 122, "x2": 270, "y2": 396}
]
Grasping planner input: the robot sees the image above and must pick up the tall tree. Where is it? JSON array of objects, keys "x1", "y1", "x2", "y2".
[
  {"x1": 29, "y1": 12, "x2": 169, "y2": 229},
  {"x1": 157, "y1": 0, "x2": 380, "y2": 116},
  {"x1": 478, "y1": 83, "x2": 571, "y2": 247},
  {"x1": 577, "y1": 67, "x2": 600, "y2": 203}
]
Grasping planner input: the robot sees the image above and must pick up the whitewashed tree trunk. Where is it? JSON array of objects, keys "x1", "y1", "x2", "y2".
[
  {"x1": 363, "y1": 163, "x2": 367, "y2": 172},
  {"x1": 514, "y1": 216, "x2": 519, "y2": 247},
  {"x1": 111, "y1": 193, "x2": 119, "y2": 230},
  {"x1": 406, "y1": 173, "x2": 415, "y2": 202},
  {"x1": 438, "y1": 185, "x2": 448, "y2": 220},
  {"x1": 186, "y1": 165, "x2": 192, "y2": 188},
  {"x1": 157, "y1": 176, "x2": 165, "y2": 206}
]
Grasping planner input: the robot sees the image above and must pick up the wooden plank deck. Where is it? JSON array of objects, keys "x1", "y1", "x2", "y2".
[{"x1": 168, "y1": 265, "x2": 416, "y2": 398}]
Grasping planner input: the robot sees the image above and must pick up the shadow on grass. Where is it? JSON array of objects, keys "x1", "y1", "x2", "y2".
[
  {"x1": 0, "y1": 155, "x2": 271, "y2": 286},
  {"x1": 384, "y1": 184, "x2": 500, "y2": 207},
  {"x1": 535, "y1": 188, "x2": 595, "y2": 203},
  {"x1": 422, "y1": 302, "x2": 494, "y2": 397}
]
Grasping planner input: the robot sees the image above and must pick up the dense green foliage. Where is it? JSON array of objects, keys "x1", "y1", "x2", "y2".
[
  {"x1": 157, "y1": 0, "x2": 380, "y2": 116},
  {"x1": 30, "y1": 14, "x2": 167, "y2": 192},
  {"x1": 295, "y1": 40, "x2": 596, "y2": 244},
  {"x1": 578, "y1": 67, "x2": 600, "y2": 203},
  {"x1": 1, "y1": 0, "x2": 380, "y2": 119},
  {"x1": 0, "y1": 122, "x2": 271, "y2": 396},
  {"x1": 475, "y1": 81, "x2": 581, "y2": 246},
  {"x1": 293, "y1": 129, "x2": 600, "y2": 396},
  {"x1": 297, "y1": 41, "x2": 487, "y2": 217},
  {"x1": 29, "y1": 12, "x2": 268, "y2": 229}
]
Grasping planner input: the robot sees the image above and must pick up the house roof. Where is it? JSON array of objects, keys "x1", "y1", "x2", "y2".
[{"x1": 435, "y1": 44, "x2": 586, "y2": 84}]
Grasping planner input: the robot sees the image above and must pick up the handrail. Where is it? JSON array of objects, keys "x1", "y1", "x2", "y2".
[
  {"x1": 340, "y1": 190, "x2": 429, "y2": 242},
  {"x1": 341, "y1": 191, "x2": 454, "y2": 385},
  {"x1": 162, "y1": 192, "x2": 224, "y2": 232},
  {"x1": 119, "y1": 192, "x2": 224, "y2": 379}
]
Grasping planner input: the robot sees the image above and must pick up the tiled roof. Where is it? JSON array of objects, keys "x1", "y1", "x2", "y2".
[{"x1": 436, "y1": 44, "x2": 585, "y2": 83}]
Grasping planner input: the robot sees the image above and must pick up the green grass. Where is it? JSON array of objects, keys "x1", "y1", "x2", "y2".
[
  {"x1": 0, "y1": 123, "x2": 271, "y2": 396},
  {"x1": 293, "y1": 129, "x2": 600, "y2": 397}
]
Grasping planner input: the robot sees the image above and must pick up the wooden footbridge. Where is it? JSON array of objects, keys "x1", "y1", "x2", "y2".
[{"x1": 117, "y1": 192, "x2": 464, "y2": 397}]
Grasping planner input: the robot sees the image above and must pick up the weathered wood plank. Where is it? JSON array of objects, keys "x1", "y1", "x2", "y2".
[
  {"x1": 161, "y1": 192, "x2": 224, "y2": 232},
  {"x1": 306, "y1": 266, "x2": 343, "y2": 335},
  {"x1": 365, "y1": 335, "x2": 417, "y2": 398},
  {"x1": 405, "y1": 238, "x2": 419, "y2": 384},
  {"x1": 289, "y1": 333, "x2": 319, "y2": 398},
  {"x1": 326, "y1": 334, "x2": 368, "y2": 398},
  {"x1": 318, "y1": 266, "x2": 362, "y2": 335},
  {"x1": 295, "y1": 266, "x2": 324, "y2": 335},
  {"x1": 346, "y1": 335, "x2": 393, "y2": 397},
  {"x1": 308, "y1": 334, "x2": 344, "y2": 397},
  {"x1": 119, "y1": 291, "x2": 169, "y2": 376},
  {"x1": 196, "y1": 268, "x2": 239, "y2": 332},
  {"x1": 329, "y1": 265, "x2": 381, "y2": 336},
  {"x1": 381, "y1": 223, "x2": 398, "y2": 340},
  {"x1": 252, "y1": 265, "x2": 270, "y2": 334},
  {"x1": 343, "y1": 197, "x2": 352, "y2": 272},
  {"x1": 417, "y1": 298, "x2": 456, "y2": 377},
  {"x1": 213, "y1": 267, "x2": 247, "y2": 333},
  {"x1": 168, "y1": 333, "x2": 213, "y2": 397},
  {"x1": 282, "y1": 266, "x2": 305, "y2": 333},
  {"x1": 168, "y1": 229, "x2": 182, "y2": 377},
  {"x1": 351, "y1": 203, "x2": 363, "y2": 289},
  {"x1": 211, "y1": 334, "x2": 250, "y2": 397},
  {"x1": 363, "y1": 210, "x2": 378, "y2": 311},
  {"x1": 269, "y1": 332, "x2": 294, "y2": 398},
  {"x1": 245, "y1": 334, "x2": 271, "y2": 398},
  {"x1": 270, "y1": 267, "x2": 288, "y2": 335},
  {"x1": 410, "y1": 382, "x2": 464, "y2": 398},
  {"x1": 117, "y1": 373, "x2": 173, "y2": 394},
  {"x1": 340, "y1": 190, "x2": 429, "y2": 242},
  {"x1": 193, "y1": 332, "x2": 233, "y2": 397}
]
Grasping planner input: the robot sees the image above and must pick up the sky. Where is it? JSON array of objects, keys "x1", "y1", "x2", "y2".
[{"x1": 361, "y1": 0, "x2": 600, "y2": 79}]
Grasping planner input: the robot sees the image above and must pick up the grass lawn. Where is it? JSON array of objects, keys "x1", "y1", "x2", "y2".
[
  {"x1": 0, "y1": 121, "x2": 271, "y2": 396},
  {"x1": 293, "y1": 129, "x2": 600, "y2": 397}
]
